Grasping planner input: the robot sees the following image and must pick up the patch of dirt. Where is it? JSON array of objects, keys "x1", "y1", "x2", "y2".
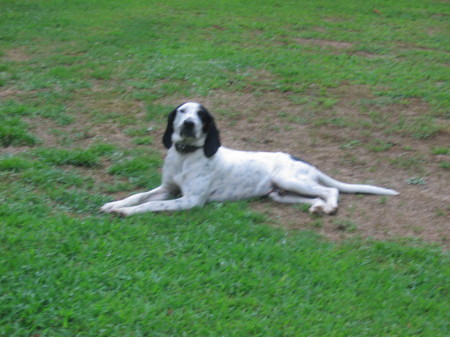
[
  {"x1": 3, "y1": 48, "x2": 30, "y2": 62},
  {"x1": 0, "y1": 88, "x2": 29, "y2": 98},
  {"x1": 156, "y1": 85, "x2": 449, "y2": 245},
  {"x1": 396, "y1": 42, "x2": 450, "y2": 54}
]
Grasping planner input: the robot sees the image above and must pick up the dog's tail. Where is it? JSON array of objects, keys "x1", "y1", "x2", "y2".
[{"x1": 317, "y1": 171, "x2": 399, "y2": 196}]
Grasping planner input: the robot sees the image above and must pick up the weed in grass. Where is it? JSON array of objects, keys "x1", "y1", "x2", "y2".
[
  {"x1": 296, "y1": 203, "x2": 311, "y2": 213},
  {"x1": 320, "y1": 97, "x2": 338, "y2": 109},
  {"x1": 341, "y1": 152, "x2": 367, "y2": 167},
  {"x1": 359, "y1": 96, "x2": 402, "y2": 108},
  {"x1": 366, "y1": 139, "x2": 394, "y2": 152},
  {"x1": 310, "y1": 218, "x2": 324, "y2": 228},
  {"x1": 303, "y1": 96, "x2": 339, "y2": 112},
  {"x1": 406, "y1": 177, "x2": 426, "y2": 185},
  {"x1": 289, "y1": 96, "x2": 310, "y2": 106},
  {"x1": 367, "y1": 110, "x2": 388, "y2": 123},
  {"x1": 340, "y1": 139, "x2": 361, "y2": 149},
  {"x1": 438, "y1": 161, "x2": 450, "y2": 170},
  {"x1": 333, "y1": 218, "x2": 358, "y2": 232},
  {"x1": 313, "y1": 116, "x2": 351, "y2": 128},
  {"x1": 91, "y1": 67, "x2": 112, "y2": 80},
  {"x1": 434, "y1": 208, "x2": 448, "y2": 217},
  {"x1": 431, "y1": 147, "x2": 449, "y2": 155}
]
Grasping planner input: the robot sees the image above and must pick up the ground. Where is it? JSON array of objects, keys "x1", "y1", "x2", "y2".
[
  {"x1": 1, "y1": 57, "x2": 448, "y2": 245},
  {"x1": 156, "y1": 87, "x2": 449, "y2": 244},
  {"x1": 1, "y1": 2, "x2": 448, "y2": 335}
]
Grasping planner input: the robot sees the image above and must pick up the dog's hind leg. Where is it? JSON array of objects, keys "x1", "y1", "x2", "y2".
[
  {"x1": 272, "y1": 176, "x2": 339, "y2": 214},
  {"x1": 268, "y1": 190, "x2": 327, "y2": 213}
]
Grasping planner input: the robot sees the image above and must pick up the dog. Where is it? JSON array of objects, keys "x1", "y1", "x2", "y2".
[{"x1": 101, "y1": 102, "x2": 399, "y2": 217}]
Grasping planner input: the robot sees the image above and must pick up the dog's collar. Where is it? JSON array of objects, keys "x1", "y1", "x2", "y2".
[{"x1": 175, "y1": 143, "x2": 202, "y2": 154}]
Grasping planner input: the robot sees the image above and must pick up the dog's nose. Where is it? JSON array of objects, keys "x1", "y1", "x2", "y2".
[{"x1": 183, "y1": 120, "x2": 195, "y2": 129}]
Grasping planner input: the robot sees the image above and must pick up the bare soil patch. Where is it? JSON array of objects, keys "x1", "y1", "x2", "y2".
[
  {"x1": 4, "y1": 48, "x2": 30, "y2": 62},
  {"x1": 156, "y1": 86, "x2": 449, "y2": 245},
  {"x1": 0, "y1": 88, "x2": 29, "y2": 98}
]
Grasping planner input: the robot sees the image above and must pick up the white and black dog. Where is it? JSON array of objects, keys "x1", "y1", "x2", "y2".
[{"x1": 101, "y1": 102, "x2": 398, "y2": 217}]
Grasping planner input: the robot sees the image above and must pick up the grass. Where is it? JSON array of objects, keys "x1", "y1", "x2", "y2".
[
  {"x1": 406, "y1": 177, "x2": 427, "y2": 185},
  {"x1": 432, "y1": 147, "x2": 449, "y2": 156},
  {"x1": 0, "y1": 117, "x2": 38, "y2": 146},
  {"x1": 1, "y1": 196, "x2": 448, "y2": 336},
  {"x1": 0, "y1": 0, "x2": 449, "y2": 336}
]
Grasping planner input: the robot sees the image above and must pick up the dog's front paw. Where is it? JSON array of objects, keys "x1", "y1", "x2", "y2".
[
  {"x1": 111, "y1": 207, "x2": 134, "y2": 217},
  {"x1": 100, "y1": 201, "x2": 121, "y2": 213}
]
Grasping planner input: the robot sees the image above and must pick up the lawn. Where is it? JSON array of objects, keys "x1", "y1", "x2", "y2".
[{"x1": 0, "y1": 0, "x2": 449, "y2": 336}]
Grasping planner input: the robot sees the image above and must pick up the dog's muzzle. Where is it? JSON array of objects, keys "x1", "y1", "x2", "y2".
[{"x1": 180, "y1": 119, "x2": 196, "y2": 138}]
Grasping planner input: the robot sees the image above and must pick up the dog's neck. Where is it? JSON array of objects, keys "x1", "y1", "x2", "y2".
[{"x1": 174, "y1": 143, "x2": 203, "y2": 154}]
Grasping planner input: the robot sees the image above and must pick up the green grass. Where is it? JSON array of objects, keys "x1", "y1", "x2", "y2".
[
  {"x1": 1, "y1": 198, "x2": 448, "y2": 336},
  {"x1": 1, "y1": 0, "x2": 449, "y2": 336},
  {"x1": 0, "y1": 117, "x2": 38, "y2": 146},
  {"x1": 432, "y1": 147, "x2": 449, "y2": 156}
]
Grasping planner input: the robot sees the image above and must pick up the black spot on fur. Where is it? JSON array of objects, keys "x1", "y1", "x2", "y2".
[{"x1": 290, "y1": 155, "x2": 312, "y2": 166}]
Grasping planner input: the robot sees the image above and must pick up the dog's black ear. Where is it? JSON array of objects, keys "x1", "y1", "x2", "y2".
[
  {"x1": 200, "y1": 107, "x2": 221, "y2": 158},
  {"x1": 162, "y1": 107, "x2": 178, "y2": 149},
  {"x1": 162, "y1": 108, "x2": 176, "y2": 149}
]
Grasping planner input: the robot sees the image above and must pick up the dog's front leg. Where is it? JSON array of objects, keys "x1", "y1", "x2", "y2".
[
  {"x1": 100, "y1": 186, "x2": 171, "y2": 213},
  {"x1": 110, "y1": 195, "x2": 205, "y2": 217}
]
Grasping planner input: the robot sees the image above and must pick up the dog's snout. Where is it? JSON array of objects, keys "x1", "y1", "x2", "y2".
[
  {"x1": 183, "y1": 120, "x2": 195, "y2": 129},
  {"x1": 180, "y1": 118, "x2": 196, "y2": 138}
]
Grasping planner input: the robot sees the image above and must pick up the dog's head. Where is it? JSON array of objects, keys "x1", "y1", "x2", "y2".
[{"x1": 162, "y1": 102, "x2": 221, "y2": 158}]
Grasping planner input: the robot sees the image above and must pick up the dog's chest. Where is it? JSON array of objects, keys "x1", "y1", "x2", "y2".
[{"x1": 163, "y1": 150, "x2": 211, "y2": 185}]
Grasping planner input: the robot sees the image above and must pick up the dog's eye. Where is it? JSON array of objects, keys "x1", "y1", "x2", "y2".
[{"x1": 179, "y1": 109, "x2": 185, "y2": 113}]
